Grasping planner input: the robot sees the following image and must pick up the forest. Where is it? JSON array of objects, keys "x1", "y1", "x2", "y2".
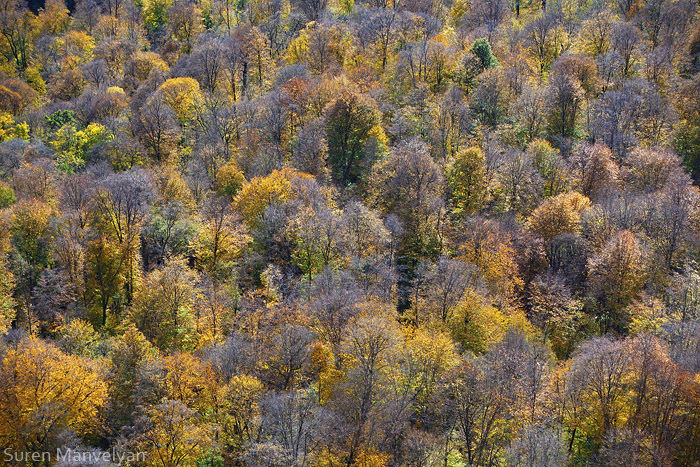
[{"x1": 1, "y1": 0, "x2": 700, "y2": 465}]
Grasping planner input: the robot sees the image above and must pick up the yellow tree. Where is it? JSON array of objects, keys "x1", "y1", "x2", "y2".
[
  {"x1": 458, "y1": 218, "x2": 522, "y2": 306},
  {"x1": 0, "y1": 257, "x2": 15, "y2": 334},
  {"x1": 527, "y1": 191, "x2": 590, "y2": 246},
  {"x1": 219, "y1": 375, "x2": 264, "y2": 461},
  {"x1": 135, "y1": 352, "x2": 219, "y2": 414},
  {"x1": 215, "y1": 161, "x2": 246, "y2": 197},
  {"x1": 0, "y1": 337, "x2": 107, "y2": 454},
  {"x1": 158, "y1": 77, "x2": 203, "y2": 125},
  {"x1": 447, "y1": 146, "x2": 487, "y2": 216},
  {"x1": 129, "y1": 259, "x2": 200, "y2": 351},
  {"x1": 194, "y1": 195, "x2": 249, "y2": 279},
  {"x1": 234, "y1": 167, "x2": 309, "y2": 229}
]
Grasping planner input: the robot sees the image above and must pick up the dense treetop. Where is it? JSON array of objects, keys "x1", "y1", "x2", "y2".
[{"x1": 1, "y1": 0, "x2": 700, "y2": 465}]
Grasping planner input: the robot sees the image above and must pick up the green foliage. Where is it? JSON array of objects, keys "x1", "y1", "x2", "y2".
[
  {"x1": 45, "y1": 109, "x2": 76, "y2": 130},
  {"x1": 471, "y1": 38, "x2": 499, "y2": 70},
  {"x1": 325, "y1": 92, "x2": 384, "y2": 185},
  {"x1": 49, "y1": 122, "x2": 112, "y2": 173},
  {"x1": 677, "y1": 122, "x2": 700, "y2": 183},
  {"x1": 143, "y1": 0, "x2": 172, "y2": 35},
  {"x1": 0, "y1": 183, "x2": 16, "y2": 209}
]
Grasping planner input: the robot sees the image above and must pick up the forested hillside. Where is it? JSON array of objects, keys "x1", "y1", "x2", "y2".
[{"x1": 1, "y1": 0, "x2": 700, "y2": 465}]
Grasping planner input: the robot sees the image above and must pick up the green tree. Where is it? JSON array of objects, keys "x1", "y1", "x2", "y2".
[
  {"x1": 86, "y1": 234, "x2": 126, "y2": 327},
  {"x1": 325, "y1": 90, "x2": 384, "y2": 186},
  {"x1": 471, "y1": 38, "x2": 499, "y2": 70}
]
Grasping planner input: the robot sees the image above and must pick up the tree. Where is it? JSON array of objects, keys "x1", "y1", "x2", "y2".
[
  {"x1": 195, "y1": 195, "x2": 248, "y2": 279},
  {"x1": 131, "y1": 400, "x2": 215, "y2": 467},
  {"x1": 527, "y1": 191, "x2": 590, "y2": 245},
  {"x1": 471, "y1": 38, "x2": 499, "y2": 70},
  {"x1": 423, "y1": 256, "x2": 477, "y2": 323},
  {"x1": 546, "y1": 66, "x2": 584, "y2": 139},
  {"x1": 31, "y1": 269, "x2": 77, "y2": 335},
  {"x1": 295, "y1": 0, "x2": 328, "y2": 21},
  {"x1": 259, "y1": 323, "x2": 315, "y2": 390},
  {"x1": 0, "y1": 258, "x2": 15, "y2": 334},
  {"x1": 435, "y1": 358, "x2": 510, "y2": 467},
  {"x1": 309, "y1": 267, "x2": 361, "y2": 370},
  {"x1": 0, "y1": 336, "x2": 107, "y2": 455},
  {"x1": 49, "y1": 122, "x2": 111, "y2": 174},
  {"x1": 524, "y1": 14, "x2": 564, "y2": 75},
  {"x1": 338, "y1": 314, "x2": 400, "y2": 467},
  {"x1": 292, "y1": 118, "x2": 328, "y2": 180},
  {"x1": 215, "y1": 161, "x2": 246, "y2": 197},
  {"x1": 508, "y1": 426, "x2": 567, "y2": 467},
  {"x1": 563, "y1": 337, "x2": 632, "y2": 448},
  {"x1": 0, "y1": 0, "x2": 36, "y2": 71},
  {"x1": 135, "y1": 94, "x2": 180, "y2": 163},
  {"x1": 642, "y1": 176, "x2": 699, "y2": 270},
  {"x1": 458, "y1": 217, "x2": 521, "y2": 304},
  {"x1": 528, "y1": 139, "x2": 569, "y2": 197},
  {"x1": 289, "y1": 206, "x2": 343, "y2": 280},
  {"x1": 92, "y1": 168, "x2": 154, "y2": 304},
  {"x1": 447, "y1": 146, "x2": 487, "y2": 216},
  {"x1": 168, "y1": 0, "x2": 202, "y2": 53},
  {"x1": 495, "y1": 149, "x2": 541, "y2": 214},
  {"x1": 158, "y1": 77, "x2": 203, "y2": 125},
  {"x1": 369, "y1": 137, "x2": 445, "y2": 303},
  {"x1": 325, "y1": 90, "x2": 383, "y2": 185},
  {"x1": 471, "y1": 69, "x2": 512, "y2": 128},
  {"x1": 107, "y1": 324, "x2": 158, "y2": 431},
  {"x1": 189, "y1": 36, "x2": 224, "y2": 94},
  {"x1": 86, "y1": 233, "x2": 126, "y2": 326},
  {"x1": 370, "y1": 138, "x2": 444, "y2": 235},
  {"x1": 340, "y1": 200, "x2": 389, "y2": 260},
  {"x1": 0, "y1": 77, "x2": 36, "y2": 114},
  {"x1": 462, "y1": 0, "x2": 510, "y2": 40},
  {"x1": 528, "y1": 272, "x2": 585, "y2": 358},
  {"x1": 234, "y1": 168, "x2": 299, "y2": 229},
  {"x1": 258, "y1": 389, "x2": 318, "y2": 466},
  {"x1": 10, "y1": 199, "x2": 54, "y2": 333},
  {"x1": 579, "y1": 9, "x2": 614, "y2": 56},
  {"x1": 569, "y1": 144, "x2": 619, "y2": 201},
  {"x1": 611, "y1": 22, "x2": 640, "y2": 77},
  {"x1": 587, "y1": 230, "x2": 647, "y2": 334},
  {"x1": 624, "y1": 148, "x2": 682, "y2": 193},
  {"x1": 513, "y1": 86, "x2": 548, "y2": 142},
  {"x1": 129, "y1": 259, "x2": 200, "y2": 351},
  {"x1": 143, "y1": 200, "x2": 195, "y2": 269}
]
